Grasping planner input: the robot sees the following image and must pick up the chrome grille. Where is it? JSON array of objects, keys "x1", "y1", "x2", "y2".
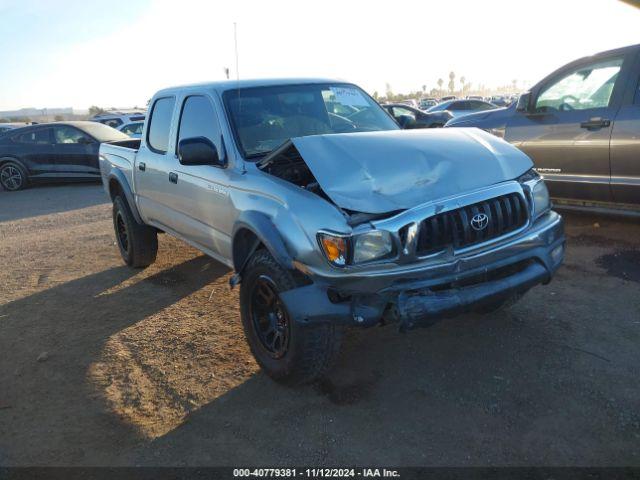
[{"x1": 413, "y1": 192, "x2": 529, "y2": 256}]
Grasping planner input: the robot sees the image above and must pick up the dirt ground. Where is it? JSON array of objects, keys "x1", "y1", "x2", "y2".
[{"x1": 0, "y1": 183, "x2": 639, "y2": 466}]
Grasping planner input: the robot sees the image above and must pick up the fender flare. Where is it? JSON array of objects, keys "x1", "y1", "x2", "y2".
[
  {"x1": 232, "y1": 211, "x2": 295, "y2": 272},
  {"x1": 106, "y1": 169, "x2": 144, "y2": 224}
]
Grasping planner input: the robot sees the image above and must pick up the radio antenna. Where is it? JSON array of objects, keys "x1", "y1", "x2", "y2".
[{"x1": 234, "y1": 22, "x2": 240, "y2": 83}]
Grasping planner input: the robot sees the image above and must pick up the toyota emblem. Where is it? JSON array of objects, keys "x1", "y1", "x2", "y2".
[{"x1": 470, "y1": 213, "x2": 489, "y2": 231}]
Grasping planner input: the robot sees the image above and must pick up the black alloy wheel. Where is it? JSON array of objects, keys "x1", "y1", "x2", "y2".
[{"x1": 249, "y1": 275, "x2": 291, "y2": 359}]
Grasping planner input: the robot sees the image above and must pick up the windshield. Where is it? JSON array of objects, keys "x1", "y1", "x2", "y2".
[
  {"x1": 223, "y1": 83, "x2": 398, "y2": 158},
  {"x1": 80, "y1": 122, "x2": 131, "y2": 142}
]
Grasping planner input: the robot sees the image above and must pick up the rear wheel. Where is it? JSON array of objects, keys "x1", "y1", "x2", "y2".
[
  {"x1": 0, "y1": 161, "x2": 27, "y2": 191},
  {"x1": 112, "y1": 196, "x2": 158, "y2": 268},
  {"x1": 240, "y1": 249, "x2": 342, "y2": 385}
]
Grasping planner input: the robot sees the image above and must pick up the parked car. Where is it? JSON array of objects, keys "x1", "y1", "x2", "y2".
[
  {"x1": 466, "y1": 95, "x2": 484, "y2": 101},
  {"x1": 439, "y1": 95, "x2": 457, "y2": 102},
  {"x1": 118, "y1": 121, "x2": 145, "y2": 138},
  {"x1": 0, "y1": 123, "x2": 30, "y2": 134},
  {"x1": 419, "y1": 98, "x2": 438, "y2": 109},
  {"x1": 399, "y1": 99, "x2": 420, "y2": 108},
  {"x1": 0, "y1": 121, "x2": 131, "y2": 191},
  {"x1": 99, "y1": 78, "x2": 564, "y2": 384},
  {"x1": 428, "y1": 99, "x2": 497, "y2": 118},
  {"x1": 382, "y1": 103, "x2": 452, "y2": 128},
  {"x1": 490, "y1": 96, "x2": 508, "y2": 107},
  {"x1": 90, "y1": 111, "x2": 146, "y2": 129},
  {"x1": 0, "y1": 122, "x2": 35, "y2": 135},
  {"x1": 446, "y1": 43, "x2": 640, "y2": 214}
]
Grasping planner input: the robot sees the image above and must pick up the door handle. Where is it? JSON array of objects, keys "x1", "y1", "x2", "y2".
[
  {"x1": 138, "y1": 162, "x2": 146, "y2": 171},
  {"x1": 580, "y1": 117, "x2": 610, "y2": 130},
  {"x1": 169, "y1": 172, "x2": 178, "y2": 184}
]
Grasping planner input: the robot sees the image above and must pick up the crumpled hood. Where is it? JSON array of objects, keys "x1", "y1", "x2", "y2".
[{"x1": 290, "y1": 128, "x2": 532, "y2": 214}]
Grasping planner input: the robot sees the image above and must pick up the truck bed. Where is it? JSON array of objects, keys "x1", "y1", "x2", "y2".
[{"x1": 99, "y1": 140, "x2": 140, "y2": 196}]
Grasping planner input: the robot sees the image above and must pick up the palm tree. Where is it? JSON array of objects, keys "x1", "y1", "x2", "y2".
[
  {"x1": 437, "y1": 78, "x2": 444, "y2": 95},
  {"x1": 448, "y1": 71, "x2": 456, "y2": 94},
  {"x1": 460, "y1": 76, "x2": 466, "y2": 93}
]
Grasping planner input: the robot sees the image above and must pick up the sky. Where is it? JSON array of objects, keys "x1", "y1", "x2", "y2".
[{"x1": 0, "y1": 0, "x2": 639, "y2": 111}]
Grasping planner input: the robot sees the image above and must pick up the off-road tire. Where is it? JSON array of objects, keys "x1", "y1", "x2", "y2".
[
  {"x1": 0, "y1": 161, "x2": 28, "y2": 191},
  {"x1": 112, "y1": 196, "x2": 158, "y2": 268},
  {"x1": 240, "y1": 249, "x2": 342, "y2": 385}
]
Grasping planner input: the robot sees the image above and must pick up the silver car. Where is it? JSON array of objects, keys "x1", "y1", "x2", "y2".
[
  {"x1": 99, "y1": 78, "x2": 565, "y2": 384},
  {"x1": 428, "y1": 99, "x2": 497, "y2": 118}
]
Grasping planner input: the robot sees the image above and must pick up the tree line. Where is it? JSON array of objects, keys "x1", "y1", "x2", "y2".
[{"x1": 373, "y1": 72, "x2": 521, "y2": 102}]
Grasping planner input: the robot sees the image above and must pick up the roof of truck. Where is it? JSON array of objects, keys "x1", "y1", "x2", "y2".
[{"x1": 154, "y1": 77, "x2": 348, "y2": 96}]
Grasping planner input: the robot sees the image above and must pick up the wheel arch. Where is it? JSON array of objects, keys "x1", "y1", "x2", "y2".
[
  {"x1": 106, "y1": 170, "x2": 144, "y2": 224},
  {"x1": 232, "y1": 211, "x2": 295, "y2": 274}
]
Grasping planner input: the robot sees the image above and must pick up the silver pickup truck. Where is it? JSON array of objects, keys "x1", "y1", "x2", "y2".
[{"x1": 99, "y1": 78, "x2": 565, "y2": 384}]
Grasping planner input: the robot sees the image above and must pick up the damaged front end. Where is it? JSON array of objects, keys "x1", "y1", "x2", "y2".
[{"x1": 256, "y1": 129, "x2": 565, "y2": 331}]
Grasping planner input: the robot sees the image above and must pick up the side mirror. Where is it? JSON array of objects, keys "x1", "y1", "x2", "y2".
[
  {"x1": 178, "y1": 136, "x2": 225, "y2": 167},
  {"x1": 516, "y1": 92, "x2": 531, "y2": 113},
  {"x1": 397, "y1": 114, "x2": 416, "y2": 129}
]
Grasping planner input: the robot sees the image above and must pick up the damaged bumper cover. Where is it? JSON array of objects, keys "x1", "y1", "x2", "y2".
[{"x1": 280, "y1": 211, "x2": 564, "y2": 331}]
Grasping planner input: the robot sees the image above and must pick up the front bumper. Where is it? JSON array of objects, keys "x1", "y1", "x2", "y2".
[{"x1": 280, "y1": 211, "x2": 565, "y2": 330}]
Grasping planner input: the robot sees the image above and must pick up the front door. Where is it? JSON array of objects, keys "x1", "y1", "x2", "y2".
[
  {"x1": 610, "y1": 56, "x2": 640, "y2": 205},
  {"x1": 51, "y1": 125, "x2": 100, "y2": 176},
  {"x1": 506, "y1": 55, "x2": 626, "y2": 202},
  {"x1": 165, "y1": 94, "x2": 234, "y2": 260}
]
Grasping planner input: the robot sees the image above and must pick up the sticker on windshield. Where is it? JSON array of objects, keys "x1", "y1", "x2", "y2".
[{"x1": 330, "y1": 87, "x2": 369, "y2": 107}]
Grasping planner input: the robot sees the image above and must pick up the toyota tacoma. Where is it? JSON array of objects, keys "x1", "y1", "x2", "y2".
[{"x1": 99, "y1": 78, "x2": 565, "y2": 384}]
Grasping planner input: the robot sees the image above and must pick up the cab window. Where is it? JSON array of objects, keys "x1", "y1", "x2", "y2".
[
  {"x1": 147, "y1": 97, "x2": 175, "y2": 153},
  {"x1": 535, "y1": 57, "x2": 623, "y2": 112},
  {"x1": 177, "y1": 95, "x2": 223, "y2": 156}
]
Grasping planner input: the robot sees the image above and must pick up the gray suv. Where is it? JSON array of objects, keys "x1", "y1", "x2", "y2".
[
  {"x1": 99, "y1": 79, "x2": 565, "y2": 384},
  {"x1": 446, "y1": 44, "x2": 640, "y2": 214}
]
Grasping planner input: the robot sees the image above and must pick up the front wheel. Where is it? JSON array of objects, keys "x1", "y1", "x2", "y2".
[
  {"x1": 112, "y1": 196, "x2": 158, "y2": 268},
  {"x1": 240, "y1": 249, "x2": 342, "y2": 385}
]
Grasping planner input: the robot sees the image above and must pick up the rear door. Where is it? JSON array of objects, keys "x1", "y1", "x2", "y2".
[
  {"x1": 10, "y1": 127, "x2": 55, "y2": 174},
  {"x1": 506, "y1": 53, "x2": 632, "y2": 202},
  {"x1": 133, "y1": 96, "x2": 178, "y2": 228},
  {"x1": 609, "y1": 50, "x2": 640, "y2": 205},
  {"x1": 51, "y1": 125, "x2": 100, "y2": 176}
]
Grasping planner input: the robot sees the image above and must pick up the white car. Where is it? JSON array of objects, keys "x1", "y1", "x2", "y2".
[
  {"x1": 118, "y1": 121, "x2": 144, "y2": 138},
  {"x1": 90, "y1": 111, "x2": 146, "y2": 129}
]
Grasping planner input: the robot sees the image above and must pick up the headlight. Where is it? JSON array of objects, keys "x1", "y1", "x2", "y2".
[
  {"x1": 353, "y1": 230, "x2": 393, "y2": 264},
  {"x1": 318, "y1": 230, "x2": 394, "y2": 266},
  {"x1": 532, "y1": 180, "x2": 550, "y2": 218}
]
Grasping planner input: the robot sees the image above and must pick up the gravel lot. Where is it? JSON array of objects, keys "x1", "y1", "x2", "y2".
[{"x1": 0, "y1": 183, "x2": 639, "y2": 466}]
